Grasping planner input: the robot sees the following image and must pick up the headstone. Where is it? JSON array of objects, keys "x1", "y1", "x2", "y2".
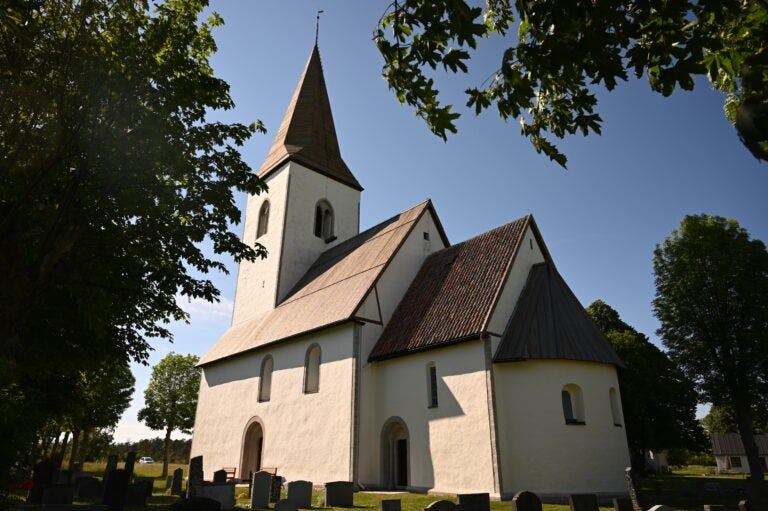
[
  {"x1": 28, "y1": 458, "x2": 57, "y2": 503},
  {"x1": 124, "y1": 452, "x2": 136, "y2": 481},
  {"x1": 42, "y1": 506, "x2": 109, "y2": 511},
  {"x1": 612, "y1": 497, "x2": 633, "y2": 511},
  {"x1": 213, "y1": 470, "x2": 228, "y2": 484},
  {"x1": 271, "y1": 475, "x2": 284, "y2": 503},
  {"x1": 511, "y1": 491, "x2": 542, "y2": 511},
  {"x1": 250, "y1": 471, "x2": 273, "y2": 508},
  {"x1": 195, "y1": 482, "x2": 236, "y2": 511},
  {"x1": 56, "y1": 469, "x2": 73, "y2": 484},
  {"x1": 380, "y1": 499, "x2": 402, "y2": 511},
  {"x1": 738, "y1": 500, "x2": 753, "y2": 511},
  {"x1": 42, "y1": 485, "x2": 76, "y2": 505},
  {"x1": 133, "y1": 476, "x2": 155, "y2": 497},
  {"x1": 101, "y1": 469, "x2": 129, "y2": 511},
  {"x1": 423, "y1": 500, "x2": 459, "y2": 511},
  {"x1": 171, "y1": 468, "x2": 184, "y2": 496},
  {"x1": 166, "y1": 475, "x2": 174, "y2": 490},
  {"x1": 77, "y1": 476, "x2": 104, "y2": 499},
  {"x1": 568, "y1": 494, "x2": 599, "y2": 511},
  {"x1": 458, "y1": 493, "x2": 490, "y2": 511},
  {"x1": 324, "y1": 481, "x2": 354, "y2": 508},
  {"x1": 123, "y1": 483, "x2": 149, "y2": 506},
  {"x1": 275, "y1": 498, "x2": 299, "y2": 511},
  {"x1": 188, "y1": 456, "x2": 205, "y2": 498},
  {"x1": 104, "y1": 455, "x2": 118, "y2": 481},
  {"x1": 703, "y1": 507, "x2": 725, "y2": 511},
  {"x1": 646, "y1": 506, "x2": 673, "y2": 511},
  {"x1": 624, "y1": 467, "x2": 642, "y2": 511},
  {"x1": 286, "y1": 480, "x2": 313, "y2": 509},
  {"x1": 170, "y1": 497, "x2": 222, "y2": 511}
]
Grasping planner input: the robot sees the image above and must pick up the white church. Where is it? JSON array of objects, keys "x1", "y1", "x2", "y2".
[{"x1": 191, "y1": 45, "x2": 631, "y2": 500}]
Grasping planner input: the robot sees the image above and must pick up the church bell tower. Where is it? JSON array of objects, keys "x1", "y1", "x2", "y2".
[{"x1": 232, "y1": 45, "x2": 363, "y2": 325}]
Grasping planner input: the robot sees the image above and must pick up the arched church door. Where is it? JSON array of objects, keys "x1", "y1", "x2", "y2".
[
  {"x1": 241, "y1": 420, "x2": 264, "y2": 480},
  {"x1": 381, "y1": 417, "x2": 409, "y2": 489}
]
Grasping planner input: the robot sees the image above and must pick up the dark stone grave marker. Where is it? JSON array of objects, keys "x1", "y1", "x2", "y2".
[
  {"x1": 170, "y1": 497, "x2": 222, "y2": 511},
  {"x1": 28, "y1": 458, "x2": 57, "y2": 503},
  {"x1": 101, "y1": 468, "x2": 129, "y2": 511},
  {"x1": 458, "y1": 493, "x2": 490, "y2": 511},
  {"x1": 42, "y1": 485, "x2": 75, "y2": 505},
  {"x1": 171, "y1": 467, "x2": 184, "y2": 496},
  {"x1": 77, "y1": 476, "x2": 104, "y2": 499},
  {"x1": 250, "y1": 471, "x2": 273, "y2": 509},
  {"x1": 213, "y1": 470, "x2": 227, "y2": 484},
  {"x1": 612, "y1": 497, "x2": 633, "y2": 511},
  {"x1": 423, "y1": 501, "x2": 458, "y2": 511},
  {"x1": 275, "y1": 498, "x2": 299, "y2": 511},
  {"x1": 511, "y1": 491, "x2": 542, "y2": 511},
  {"x1": 286, "y1": 480, "x2": 313, "y2": 509},
  {"x1": 380, "y1": 499, "x2": 402, "y2": 511},
  {"x1": 569, "y1": 494, "x2": 599, "y2": 511},
  {"x1": 124, "y1": 452, "x2": 136, "y2": 482},
  {"x1": 187, "y1": 456, "x2": 204, "y2": 498},
  {"x1": 324, "y1": 481, "x2": 354, "y2": 508}
]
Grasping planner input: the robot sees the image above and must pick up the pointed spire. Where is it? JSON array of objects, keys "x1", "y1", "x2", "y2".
[{"x1": 258, "y1": 45, "x2": 363, "y2": 191}]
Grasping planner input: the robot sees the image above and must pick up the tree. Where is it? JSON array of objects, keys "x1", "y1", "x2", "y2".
[
  {"x1": 701, "y1": 405, "x2": 738, "y2": 434},
  {"x1": 653, "y1": 214, "x2": 768, "y2": 508},
  {"x1": 0, "y1": 0, "x2": 265, "y2": 481},
  {"x1": 138, "y1": 353, "x2": 200, "y2": 478},
  {"x1": 585, "y1": 300, "x2": 704, "y2": 471},
  {"x1": 374, "y1": 1, "x2": 768, "y2": 167}
]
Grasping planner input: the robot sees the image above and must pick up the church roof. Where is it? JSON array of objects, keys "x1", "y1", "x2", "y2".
[
  {"x1": 493, "y1": 262, "x2": 625, "y2": 366},
  {"x1": 257, "y1": 45, "x2": 362, "y2": 191},
  {"x1": 368, "y1": 216, "x2": 532, "y2": 361},
  {"x1": 199, "y1": 200, "x2": 442, "y2": 366}
]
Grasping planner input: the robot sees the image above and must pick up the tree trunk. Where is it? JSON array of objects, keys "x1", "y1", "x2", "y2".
[
  {"x1": 55, "y1": 431, "x2": 70, "y2": 467},
  {"x1": 734, "y1": 405, "x2": 768, "y2": 510},
  {"x1": 77, "y1": 428, "x2": 91, "y2": 466},
  {"x1": 162, "y1": 426, "x2": 172, "y2": 479},
  {"x1": 49, "y1": 430, "x2": 61, "y2": 459},
  {"x1": 68, "y1": 429, "x2": 80, "y2": 470}
]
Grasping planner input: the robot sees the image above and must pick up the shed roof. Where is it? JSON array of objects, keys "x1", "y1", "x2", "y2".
[
  {"x1": 493, "y1": 263, "x2": 624, "y2": 367},
  {"x1": 199, "y1": 200, "x2": 438, "y2": 366},
  {"x1": 368, "y1": 215, "x2": 531, "y2": 361},
  {"x1": 711, "y1": 433, "x2": 768, "y2": 456}
]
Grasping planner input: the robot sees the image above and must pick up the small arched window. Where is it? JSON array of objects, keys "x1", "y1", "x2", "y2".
[
  {"x1": 259, "y1": 355, "x2": 273, "y2": 402},
  {"x1": 609, "y1": 387, "x2": 622, "y2": 426},
  {"x1": 257, "y1": 200, "x2": 270, "y2": 238},
  {"x1": 304, "y1": 344, "x2": 321, "y2": 394},
  {"x1": 562, "y1": 384, "x2": 585, "y2": 425},
  {"x1": 314, "y1": 200, "x2": 335, "y2": 242},
  {"x1": 426, "y1": 362, "x2": 438, "y2": 408}
]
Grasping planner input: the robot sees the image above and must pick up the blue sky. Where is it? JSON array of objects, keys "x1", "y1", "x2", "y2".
[{"x1": 113, "y1": 1, "x2": 768, "y2": 442}]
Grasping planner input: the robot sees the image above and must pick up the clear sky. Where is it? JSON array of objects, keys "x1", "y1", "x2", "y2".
[{"x1": 112, "y1": 1, "x2": 768, "y2": 442}]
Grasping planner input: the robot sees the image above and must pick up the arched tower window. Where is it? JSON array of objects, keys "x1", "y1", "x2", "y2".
[
  {"x1": 259, "y1": 355, "x2": 273, "y2": 402},
  {"x1": 562, "y1": 384, "x2": 585, "y2": 425},
  {"x1": 304, "y1": 344, "x2": 321, "y2": 394},
  {"x1": 426, "y1": 362, "x2": 438, "y2": 408},
  {"x1": 609, "y1": 387, "x2": 623, "y2": 426},
  {"x1": 314, "y1": 200, "x2": 335, "y2": 241},
  {"x1": 257, "y1": 200, "x2": 270, "y2": 238}
]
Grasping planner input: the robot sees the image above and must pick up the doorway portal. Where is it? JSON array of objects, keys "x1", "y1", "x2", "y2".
[
  {"x1": 381, "y1": 417, "x2": 410, "y2": 489},
  {"x1": 241, "y1": 419, "x2": 264, "y2": 480}
]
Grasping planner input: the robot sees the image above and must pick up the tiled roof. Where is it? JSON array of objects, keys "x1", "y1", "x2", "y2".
[
  {"x1": 493, "y1": 263, "x2": 625, "y2": 367},
  {"x1": 258, "y1": 45, "x2": 362, "y2": 191},
  {"x1": 711, "y1": 433, "x2": 768, "y2": 456},
  {"x1": 368, "y1": 216, "x2": 531, "y2": 361},
  {"x1": 199, "y1": 200, "x2": 436, "y2": 366}
]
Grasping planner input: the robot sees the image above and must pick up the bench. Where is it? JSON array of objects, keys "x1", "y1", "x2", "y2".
[{"x1": 222, "y1": 467, "x2": 237, "y2": 482}]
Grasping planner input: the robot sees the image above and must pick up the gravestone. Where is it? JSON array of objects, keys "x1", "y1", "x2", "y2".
[
  {"x1": 646, "y1": 506, "x2": 673, "y2": 511},
  {"x1": 171, "y1": 468, "x2": 184, "y2": 496},
  {"x1": 101, "y1": 468, "x2": 129, "y2": 511},
  {"x1": 123, "y1": 483, "x2": 149, "y2": 506},
  {"x1": 188, "y1": 456, "x2": 205, "y2": 498},
  {"x1": 324, "y1": 481, "x2": 354, "y2": 508},
  {"x1": 56, "y1": 469, "x2": 73, "y2": 484},
  {"x1": 124, "y1": 452, "x2": 136, "y2": 482},
  {"x1": 213, "y1": 470, "x2": 227, "y2": 484},
  {"x1": 568, "y1": 494, "x2": 599, "y2": 511},
  {"x1": 250, "y1": 471, "x2": 273, "y2": 508},
  {"x1": 42, "y1": 485, "x2": 76, "y2": 505},
  {"x1": 738, "y1": 500, "x2": 753, "y2": 511},
  {"x1": 286, "y1": 480, "x2": 313, "y2": 508},
  {"x1": 195, "y1": 482, "x2": 236, "y2": 510},
  {"x1": 28, "y1": 458, "x2": 57, "y2": 503},
  {"x1": 133, "y1": 476, "x2": 155, "y2": 497},
  {"x1": 380, "y1": 499, "x2": 402, "y2": 511},
  {"x1": 271, "y1": 475, "x2": 284, "y2": 503},
  {"x1": 511, "y1": 491, "x2": 542, "y2": 511},
  {"x1": 275, "y1": 498, "x2": 299, "y2": 511},
  {"x1": 423, "y1": 500, "x2": 459, "y2": 511},
  {"x1": 77, "y1": 476, "x2": 104, "y2": 499},
  {"x1": 458, "y1": 493, "x2": 490, "y2": 511},
  {"x1": 612, "y1": 497, "x2": 633, "y2": 511},
  {"x1": 703, "y1": 506, "x2": 725, "y2": 511},
  {"x1": 170, "y1": 497, "x2": 223, "y2": 511},
  {"x1": 104, "y1": 455, "x2": 118, "y2": 481},
  {"x1": 166, "y1": 475, "x2": 174, "y2": 490}
]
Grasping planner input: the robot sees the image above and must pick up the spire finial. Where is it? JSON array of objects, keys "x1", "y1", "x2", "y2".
[{"x1": 315, "y1": 10, "x2": 324, "y2": 46}]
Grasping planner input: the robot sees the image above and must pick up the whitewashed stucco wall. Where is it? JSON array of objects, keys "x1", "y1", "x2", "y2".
[
  {"x1": 191, "y1": 323, "x2": 356, "y2": 483},
  {"x1": 494, "y1": 360, "x2": 630, "y2": 497}
]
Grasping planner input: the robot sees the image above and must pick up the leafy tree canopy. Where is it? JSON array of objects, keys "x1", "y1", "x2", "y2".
[
  {"x1": 374, "y1": 0, "x2": 768, "y2": 167},
  {"x1": 586, "y1": 300, "x2": 704, "y2": 470},
  {"x1": 0, "y1": 0, "x2": 265, "y2": 481},
  {"x1": 653, "y1": 214, "x2": 768, "y2": 506}
]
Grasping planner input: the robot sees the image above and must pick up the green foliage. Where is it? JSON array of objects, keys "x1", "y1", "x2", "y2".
[
  {"x1": 0, "y1": 0, "x2": 266, "y2": 482},
  {"x1": 111, "y1": 437, "x2": 192, "y2": 464},
  {"x1": 585, "y1": 300, "x2": 704, "y2": 469},
  {"x1": 653, "y1": 214, "x2": 768, "y2": 507},
  {"x1": 701, "y1": 404, "x2": 738, "y2": 434},
  {"x1": 374, "y1": 1, "x2": 768, "y2": 167},
  {"x1": 666, "y1": 448, "x2": 716, "y2": 468},
  {"x1": 138, "y1": 352, "x2": 200, "y2": 477}
]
